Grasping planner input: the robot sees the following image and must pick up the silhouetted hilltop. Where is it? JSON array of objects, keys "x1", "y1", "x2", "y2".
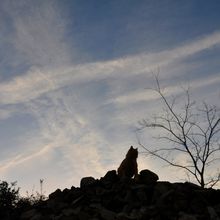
[{"x1": 4, "y1": 169, "x2": 220, "y2": 220}]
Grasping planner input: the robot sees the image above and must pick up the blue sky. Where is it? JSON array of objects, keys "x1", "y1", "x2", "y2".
[{"x1": 0, "y1": 0, "x2": 220, "y2": 194}]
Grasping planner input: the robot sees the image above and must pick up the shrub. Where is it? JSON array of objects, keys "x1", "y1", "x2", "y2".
[{"x1": 0, "y1": 181, "x2": 19, "y2": 218}]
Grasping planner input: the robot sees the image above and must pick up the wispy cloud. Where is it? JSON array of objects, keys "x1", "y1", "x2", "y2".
[
  {"x1": 0, "y1": 89, "x2": 108, "y2": 190},
  {"x1": 111, "y1": 73, "x2": 220, "y2": 106},
  {"x1": 0, "y1": 144, "x2": 52, "y2": 172},
  {"x1": 3, "y1": 0, "x2": 70, "y2": 68},
  {"x1": 1, "y1": 31, "x2": 220, "y2": 107}
]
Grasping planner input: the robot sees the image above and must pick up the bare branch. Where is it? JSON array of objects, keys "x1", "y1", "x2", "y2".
[
  {"x1": 205, "y1": 173, "x2": 220, "y2": 188},
  {"x1": 138, "y1": 76, "x2": 220, "y2": 188},
  {"x1": 137, "y1": 140, "x2": 196, "y2": 177}
]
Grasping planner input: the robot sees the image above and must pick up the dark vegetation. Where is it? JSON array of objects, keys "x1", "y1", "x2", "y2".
[{"x1": 0, "y1": 180, "x2": 46, "y2": 220}]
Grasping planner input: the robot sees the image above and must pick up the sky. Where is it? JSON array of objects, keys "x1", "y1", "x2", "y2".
[{"x1": 0, "y1": 0, "x2": 220, "y2": 195}]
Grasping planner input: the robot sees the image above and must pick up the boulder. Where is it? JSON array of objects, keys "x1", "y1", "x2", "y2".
[
  {"x1": 103, "y1": 170, "x2": 119, "y2": 183},
  {"x1": 138, "y1": 169, "x2": 159, "y2": 185},
  {"x1": 49, "y1": 188, "x2": 62, "y2": 200},
  {"x1": 80, "y1": 176, "x2": 96, "y2": 188}
]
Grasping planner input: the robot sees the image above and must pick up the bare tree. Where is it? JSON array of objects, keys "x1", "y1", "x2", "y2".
[{"x1": 137, "y1": 77, "x2": 220, "y2": 188}]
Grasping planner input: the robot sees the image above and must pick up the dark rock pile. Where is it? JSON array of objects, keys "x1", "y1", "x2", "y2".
[{"x1": 18, "y1": 169, "x2": 220, "y2": 220}]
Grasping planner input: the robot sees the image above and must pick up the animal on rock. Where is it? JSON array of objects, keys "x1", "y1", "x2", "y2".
[{"x1": 117, "y1": 146, "x2": 138, "y2": 179}]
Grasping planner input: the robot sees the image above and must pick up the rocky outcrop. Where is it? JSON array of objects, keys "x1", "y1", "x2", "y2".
[{"x1": 16, "y1": 169, "x2": 220, "y2": 220}]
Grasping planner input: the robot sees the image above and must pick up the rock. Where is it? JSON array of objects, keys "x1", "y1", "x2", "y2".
[
  {"x1": 138, "y1": 169, "x2": 159, "y2": 185},
  {"x1": 49, "y1": 188, "x2": 62, "y2": 200},
  {"x1": 155, "y1": 189, "x2": 176, "y2": 218},
  {"x1": 207, "y1": 206, "x2": 220, "y2": 220},
  {"x1": 15, "y1": 168, "x2": 220, "y2": 220},
  {"x1": 30, "y1": 214, "x2": 43, "y2": 220},
  {"x1": 189, "y1": 191, "x2": 208, "y2": 215},
  {"x1": 62, "y1": 208, "x2": 75, "y2": 216},
  {"x1": 152, "y1": 181, "x2": 173, "y2": 203},
  {"x1": 102, "y1": 170, "x2": 119, "y2": 183},
  {"x1": 47, "y1": 199, "x2": 68, "y2": 212},
  {"x1": 80, "y1": 176, "x2": 96, "y2": 188},
  {"x1": 100, "y1": 170, "x2": 119, "y2": 189},
  {"x1": 214, "y1": 204, "x2": 220, "y2": 217},
  {"x1": 71, "y1": 195, "x2": 84, "y2": 206},
  {"x1": 131, "y1": 185, "x2": 152, "y2": 204},
  {"x1": 64, "y1": 187, "x2": 82, "y2": 202},
  {"x1": 54, "y1": 215, "x2": 76, "y2": 220},
  {"x1": 21, "y1": 209, "x2": 38, "y2": 219},
  {"x1": 77, "y1": 211, "x2": 91, "y2": 220},
  {"x1": 99, "y1": 207, "x2": 117, "y2": 220},
  {"x1": 178, "y1": 212, "x2": 197, "y2": 220},
  {"x1": 117, "y1": 212, "x2": 138, "y2": 220}
]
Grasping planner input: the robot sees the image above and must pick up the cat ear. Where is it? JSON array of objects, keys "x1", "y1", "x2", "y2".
[{"x1": 130, "y1": 146, "x2": 134, "y2": 149}]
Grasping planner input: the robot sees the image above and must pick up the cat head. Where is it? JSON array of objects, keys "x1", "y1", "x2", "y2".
[{"x1": 126, "y1": 146, "x2": 138, "y2": 159}]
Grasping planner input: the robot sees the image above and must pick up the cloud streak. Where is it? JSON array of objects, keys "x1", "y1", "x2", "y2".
[
  {"x1": 111, "y1": 73, "x2": 220, "y2": 105},
  {"x1": 0, "y1": 31, "x2": 220, "y2": 107}
]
